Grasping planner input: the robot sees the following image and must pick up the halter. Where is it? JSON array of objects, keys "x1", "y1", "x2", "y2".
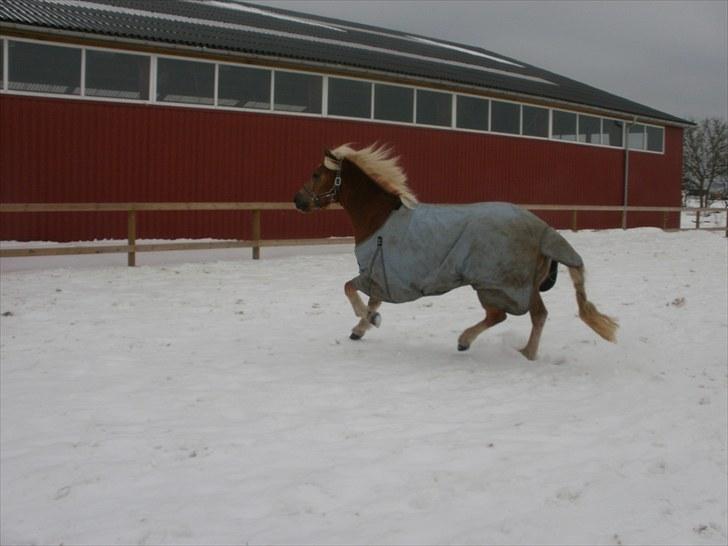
[{"x1": 304, "y1": 161, "x2": 342, "y2": 208}]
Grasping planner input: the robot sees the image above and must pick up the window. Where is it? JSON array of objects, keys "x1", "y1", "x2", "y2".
[
  {"x1": 274, "y1": 71, "x2": 322, "y2": 113},
  {"x1": 602, "y1": 119, "x2": 624, "y2": 147},
  {"x1": 628, "y1": 124, "x2": 646, "y2": 149},
  {"x1": 328, "y1": 77, "x2": 371, "y2": 119},
  {"x1": 646, "y1": 126, "x2": 664, "y2": 152},
  {"x1": 578, "y1": 114, "x2": 601, "y2": 144},
  {"x1": 157, "y1": 57, "x2": 213, "y2": 105},
  {"x1": 552, "y1": 110, "x2": 577, "y2": 141},
  {"x1": 456, "y1": 95, "x2": 489, "y2": 131},
  {"x1": 85, "y1": 50, "x2": 149, "y2": 100},
  {"x1": 218, "y1": 65, "x2": 270, "y2": 109},
  {"x1": 416, "y1": 89, "x2": 451, "y2": 127},
  {"x1": 8, "y1": 40, "x2": 81, "y2": 95},
  {"x1": 374, "y1": 83, "x2": 413, "y2": 123},
  {"x1": 522, "y1": 105, "x2": 548, "y2": 137},
  {"x1": 491, "y1": 101, "x2": 520, "y2": 134}
]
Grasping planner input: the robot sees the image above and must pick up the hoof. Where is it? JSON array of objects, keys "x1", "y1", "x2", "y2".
[
  {"x1": 369, "y1": 312, "x2": 382, "y2": 328},
  {"x1": 350, "y1": 332, "x2": 362, "y2": 340},
  {"x1": 458, "y1": 344, "x2": 469, "y2": 352},
  {"x1": 519, "y1": 348, "x2": 536, "y2": 361}
]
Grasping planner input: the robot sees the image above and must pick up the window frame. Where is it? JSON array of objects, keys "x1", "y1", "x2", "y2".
[
  {"x1": 155, "y1": 55, "x2": 216, "y2": 106},
  {"x1": 216, "y1": 62, "x2": 272, "y2": 111},
  {"x1": 415, "y1": 88, "x2": 453, "y2": 128},
  {"x1": 490, "y1": 99, "x2": 522, "y2": 136},
  {"x1": 0, "y1": 35, "x2": 668, "y2": 154},
  {"x1": 327, "y1": 76, "x2": 373, "y2": 120},
  {"x1": 272, "y1": 68, "x2": 323, "y2": 115},
  {"x1": 84, "y1": 48, "x2": 151, "y2": 102},
  {"x1": 455, "y1": 93, "x2": 490, "y2": 132},
  {"x1": 6, "y1": 38, "x2": 83, "y2": 97},
  {"x1": 373, "y1": 81, "x2": 415, "y2": 124},
  {"x1": 521, "y1": 104, "x2": 549, "y2": 139}
]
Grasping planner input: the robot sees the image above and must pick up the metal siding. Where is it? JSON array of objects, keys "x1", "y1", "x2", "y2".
[{"x1": 1, "y1": 94, "x2": 683, "y2": 241}]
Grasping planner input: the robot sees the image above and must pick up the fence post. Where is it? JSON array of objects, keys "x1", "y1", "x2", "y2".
[
  {"x1": 571, "y1": 210, "x2": 578, "y2": 232},
  {"x1": 695, "y1": 210, "x2": 701, "y2": 230},
  {"x1": 252, "y1": 209, "x2": 261, "y2": 260},
  {"x1": 127, "y1": 210, "x2": 136, "y2": 267}
]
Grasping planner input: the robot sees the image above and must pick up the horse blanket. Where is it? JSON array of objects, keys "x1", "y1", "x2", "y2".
[{"x1": 352, "y1": 202, "x2": 583, "y2": 315}]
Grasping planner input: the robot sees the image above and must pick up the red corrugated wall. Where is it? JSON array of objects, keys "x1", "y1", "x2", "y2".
[{"x1": 0, "y1": 94, "x2": 683, "y2": 241}]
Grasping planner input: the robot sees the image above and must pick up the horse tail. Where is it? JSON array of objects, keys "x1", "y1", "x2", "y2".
[{"x1": 567, "y1": 266, "x2": 618, "y2": 342}]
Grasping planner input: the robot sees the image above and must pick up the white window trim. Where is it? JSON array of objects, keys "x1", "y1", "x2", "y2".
[
  {"x1": 272, "y1": 67, "x2": 324, "y2": 116},
  {"x1": 150, "y1": 55, "x2": 157, "y2": 103},
  {"x1": 213, "y1": 63, "x2": 219, "y2": 108},
  {"x1": 414, "y1": 88, "x2": 452, "y2": 128},
  {"x1": 373, "y1": 81, "x2": 415, "y2": 124},
  {"x1": 326, "y1": 76, "x2": 374, "y2": 120},
  {"x1": 2, "y1": 38, "x2": 8, "y2": 91},
  {"x1": 521, "y1": 104, "x2": 549, "y2": 139},
  {"x1": 490, "y1": 99, "x2": 522, "y2": 136},
  {"x1": 321, "y1": 75, "x2": 328, "y2": 117},
  {"x1": 0, "y1": 34, "x2": 666, "y2": 154}
]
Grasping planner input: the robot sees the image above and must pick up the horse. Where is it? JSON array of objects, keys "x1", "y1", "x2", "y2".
[{"x1": 293, "y1": 143, "x2": 617, "y2": 360}]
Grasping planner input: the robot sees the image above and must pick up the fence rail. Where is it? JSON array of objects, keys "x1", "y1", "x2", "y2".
[{"x1": 1, "y1": 202, "x2": 725, "y2": 266}]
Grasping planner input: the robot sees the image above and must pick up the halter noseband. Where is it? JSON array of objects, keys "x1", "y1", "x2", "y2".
[{"x1": 304, "y1": 160, "x2": 342, "y2": 208}]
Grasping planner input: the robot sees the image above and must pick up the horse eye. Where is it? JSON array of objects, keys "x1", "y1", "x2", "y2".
[{"x1": 313, "y1": 172, "x2": 320, "y2": 180}]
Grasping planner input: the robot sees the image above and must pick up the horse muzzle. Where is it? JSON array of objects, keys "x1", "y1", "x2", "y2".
[{"x1": 293, "y1": 191, "x2": 313, "y2": 212}]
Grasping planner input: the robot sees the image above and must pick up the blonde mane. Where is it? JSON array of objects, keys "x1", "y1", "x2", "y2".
[{"x1": 325, "y1": 143, "x2": 418, "y2": 209}]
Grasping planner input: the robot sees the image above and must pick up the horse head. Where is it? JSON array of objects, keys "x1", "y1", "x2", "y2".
[{"x1": 293, "y1": 149, "x2": 341, "y2": 213}]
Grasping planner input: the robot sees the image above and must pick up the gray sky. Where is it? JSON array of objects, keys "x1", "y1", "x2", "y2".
[{"x1": 255, "y1": 0, "x2": 727, "y2": 121}]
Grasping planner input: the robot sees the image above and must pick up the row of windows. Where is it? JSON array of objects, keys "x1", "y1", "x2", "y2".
[{"x1": 0, "y1": 38, "x2": 665, "y2": 153}]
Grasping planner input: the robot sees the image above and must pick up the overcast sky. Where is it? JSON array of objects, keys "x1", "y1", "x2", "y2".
[{"x1": 254, "y1": 0, "x2": 727, "y2": 121}]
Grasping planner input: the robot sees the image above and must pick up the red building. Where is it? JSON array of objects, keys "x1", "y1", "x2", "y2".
[{"x1": 0, "y1": 0, "x2": 690, "y2": 242}]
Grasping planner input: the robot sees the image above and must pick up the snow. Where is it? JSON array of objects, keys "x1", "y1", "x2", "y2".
[
  {"x1": 406, "y1": 36, "x2": 523, "y2": 67},
  {"x1": 204, "y1": 1, "x2": 347, "y2": 33},
  {"x1": 43, "y1": 0, "x2": 551, "y2": 86},
  {"x1": 681, "y1": 198, "x2": 727, "y2": 230},
  {"x1": 1, "y1": 229, "x2": 726, "y2": 545}
]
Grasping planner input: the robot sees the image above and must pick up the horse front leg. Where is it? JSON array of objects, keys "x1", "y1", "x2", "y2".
[{"x1": 344, "y1": 279, "x2": 382, "y2": 340}]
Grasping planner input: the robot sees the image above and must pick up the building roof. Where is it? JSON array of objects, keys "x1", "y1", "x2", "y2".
[{"x1": 0, "y1": 0, "x2": 690, "y2": 126}]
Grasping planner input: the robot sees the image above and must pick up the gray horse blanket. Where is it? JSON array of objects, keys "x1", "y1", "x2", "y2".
[{"x1": 352, "y1": 202, "x2": 583, "y2": 315}]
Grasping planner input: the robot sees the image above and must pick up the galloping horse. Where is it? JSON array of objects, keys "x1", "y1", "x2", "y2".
[{"x1": 293, "y1": 143, "x2": 617, "y2": 360}]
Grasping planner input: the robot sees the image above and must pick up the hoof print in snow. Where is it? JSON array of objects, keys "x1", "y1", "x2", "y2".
[
  {"x1": 1, "y1": 311, "x2": 13, "y2": 317},
  {"x1": 555, "y1": 487, "x2": 582, "y2": 503},
  {"x1": 693, "y1": 522, "x2": 721, "y2": 536},
  {"x1": 54, "y1": 486, "x2": 71, "y2": 500}
]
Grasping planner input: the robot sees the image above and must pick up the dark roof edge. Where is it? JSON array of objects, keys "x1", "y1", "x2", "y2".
[{"x1": 0, "y1": 22, "x2": 695, "y2": 129}]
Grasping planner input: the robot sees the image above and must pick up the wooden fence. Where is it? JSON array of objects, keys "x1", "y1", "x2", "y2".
[{"x1": 0, "y1": 202, "x2": 725, "y2": 266}]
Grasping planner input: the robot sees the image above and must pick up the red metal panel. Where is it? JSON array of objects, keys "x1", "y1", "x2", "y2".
[{"x1": 0, "y1": 94, "x2": 683, "y2": 241}]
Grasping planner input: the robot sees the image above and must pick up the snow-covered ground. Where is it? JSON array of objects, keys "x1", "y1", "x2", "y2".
[
  {"x1": 1, "y1": 229, "x2": 726, "y2": 545},
  {"x1": 681, "y1": 197, "x2": 727, "y2": 230}
]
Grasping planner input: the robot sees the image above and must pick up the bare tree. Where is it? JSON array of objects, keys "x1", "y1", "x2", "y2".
[{"x1": 683, "y1": 118, "x2": 728, "y2": 208}]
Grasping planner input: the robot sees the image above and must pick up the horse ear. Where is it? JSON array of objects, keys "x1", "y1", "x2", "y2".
[{"x1": 324, "y1": 149, "x2": 338, "y2": 161}]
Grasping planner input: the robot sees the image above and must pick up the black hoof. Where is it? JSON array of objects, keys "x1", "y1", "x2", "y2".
[
  {"x1": 350, "y1": 333, "x2": 362, "y2": 340},
  {"x1": 369, "y1": 312, "x2": 382, "y2": 328},
  {"x1": 458, "y1": 344, "x2": 469, "y2": 351}
]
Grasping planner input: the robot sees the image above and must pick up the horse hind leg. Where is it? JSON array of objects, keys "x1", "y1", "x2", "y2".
[
  {"x1": 519, "y1": 256, "x2": 551, "y2": 360},
  {"x1": 519, "y1": 291, "x2": 548, "y2": 361},
  {"x1": 344, "y1": 280, "x2": 381, "y2": 340},
  {"x1": 457, "y1": 293, "x2": 507, "y2": 351},
  {"x1": 350, "y1": 298, "x2": 382, "y2": 340}
]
